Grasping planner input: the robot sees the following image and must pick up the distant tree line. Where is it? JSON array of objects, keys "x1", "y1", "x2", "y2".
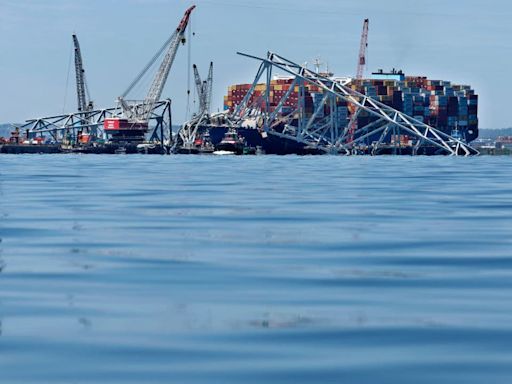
[{"x1": 479, "y1": 128, "x2": 512, "y2": 140}]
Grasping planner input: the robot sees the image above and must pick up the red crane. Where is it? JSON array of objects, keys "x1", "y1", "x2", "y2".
[
  {"x1": 348, "y1": 19, "x2": 370, "y2": 145},
  {"x1": 104, "y1": 6, "x2": 195, "y2": 140},
  {"x1": 356, "y1": 19, "x2": 369, "y2": 80}
]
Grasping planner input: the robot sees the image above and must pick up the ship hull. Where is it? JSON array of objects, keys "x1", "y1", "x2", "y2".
[
  {"x1": 187, "y1": 126, "x2": 323, "y2": 155},
  {"x1": 178, "y1": 125, "x2": 460, "y2": 156},
  {"x1": 0, "y1": 144, "x2": 62, "y2": 154}
]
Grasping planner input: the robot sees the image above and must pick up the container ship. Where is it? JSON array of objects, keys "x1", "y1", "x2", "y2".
[{"x1": 180, "y1": 69, "x2": 478, "y2": 155}]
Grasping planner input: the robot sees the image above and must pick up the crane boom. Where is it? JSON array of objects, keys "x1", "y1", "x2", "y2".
[
  {"x1": 193, "y1": 64, "x2": 203, "y2": 113},
  {"x1": 205, "y1": 62, "x2": 213, "y2": 115},
  {"x1": 118, "y1": 5, "x2": 195, "y2": 121},
  {"x1": 347, "y1": 19, "x2": 370, "y2": 144},
  {"x1": 348, "y1": 19, "x2": 370, "y2": 144},
  {"x1": 356, "y1": 19, "x2": 369, "y2": 80},
  {"x1": 72, "y1": 34, "x2": 92, "y2": 112},
  {"x1": 193, "y1": 62, "x2": 214, "y2": 116},
  {"x1": 104, "y1": 6, "x2": 195, "y2": 143},
  {"x1": 142, "y1": 5, "x2": 195, "y2": 117}
]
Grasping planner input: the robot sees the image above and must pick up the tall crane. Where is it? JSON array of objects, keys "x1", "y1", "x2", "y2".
[
  {"x1": 356, "y1": 19, "x2": 369, "y2": 80},
  {"x1": 72, "y1": 34, "x2": 93, "y2": 113},
  {"x1": 118, "y1": 5, "x2": 196, "y2": 122},
  {"x1": 193, "y1": 62, "x2": 213, "y2": 116},
  {"x1": 348, "y1": 18, "x2": 370, "y2": 145}
]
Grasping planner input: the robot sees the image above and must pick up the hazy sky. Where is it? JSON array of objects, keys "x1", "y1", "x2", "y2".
[{"x1": 0, "y1": 0, "x2": 510, "y2": 128}]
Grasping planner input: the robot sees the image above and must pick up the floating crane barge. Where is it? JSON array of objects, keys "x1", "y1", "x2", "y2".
[{"x1": 1, "y1": 7, "x2": 195, "y2": 154}]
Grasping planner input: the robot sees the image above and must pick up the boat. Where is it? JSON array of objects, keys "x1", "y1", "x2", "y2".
[
  {"x1": 136, "y1": 143, "x2": 167, "y2": 155},
  {"x1": 214, "y1": 128, "x2": 245, "y2": 155},
  {"x1": 194, "y1": 131, "x2": 215, "y2": 154}
]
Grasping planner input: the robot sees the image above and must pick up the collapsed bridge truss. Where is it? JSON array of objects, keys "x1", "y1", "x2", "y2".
[
  {"x1": 192, "y1": 52, "x2": 478, "y2": 156},
  {"x1": 18, "y1": 100, "x2": 172, "y2": 144}
]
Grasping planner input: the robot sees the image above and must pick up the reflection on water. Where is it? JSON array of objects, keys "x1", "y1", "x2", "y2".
[{"x1": 0, "y1": 155, "x2": 512, "y2": 384}]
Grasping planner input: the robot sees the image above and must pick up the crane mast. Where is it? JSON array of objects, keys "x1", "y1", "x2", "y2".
[
  {"x1": 356, "y1": 19, "x2": 369, "y2": 80},
  {"x1": 193, "y1": 62, "x2": 213, "y2": 116},
  {"x1": 72, "y1": 34, "x2": 93, "y2": 112},
  {"x1": 348, "y1": 19, "x2": 370, "y2": 144},
  {"x1": 205, "y1": 62, "x2": 213, "y2": 115}
]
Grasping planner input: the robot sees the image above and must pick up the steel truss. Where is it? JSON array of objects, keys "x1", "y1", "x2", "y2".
[
  {"x1": 20, "y1": 100, "x2": 173, "y2": 145},
  {"x1": 178, "y1": 62, "x2": 214, "y2": 150},
  {"x1": 202, "y1": 52, "x2": 478, "y2": 156}
]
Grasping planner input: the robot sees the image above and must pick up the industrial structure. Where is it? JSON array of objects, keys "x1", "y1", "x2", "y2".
[
  {"x1": 175, "y1": 17, "x2": 478, "y2": 156},
  {"x1": 193, "y1": 62, "x2": 214, "y2": 117},
  {"x1": 356, "y1": 19, "x2": 369, "y2": 80},
  {"x1": 15, "y1": 100, "x2": 172, "y2": 153},
  {"x1": 72, "y1": 34, "x2": 94, "y2": 113},
  {"x1": 3, "y1": 6, "x2": 195, "y2": 154},
  {"x1": 176, "y1": 52, "x2": 478, "y2": 156},
  {"x1": 347, "y1": 18, "x2": 370, "y2": 144},
  {"x1": 1, "y1": 10, "x2": 479, "y2": 156},
  {"x1": 178, "y1": 62, "x2": 214, "y2": 151},
  {"x1": 104, "y1": 5, "x2": 195, "y2": 145}
]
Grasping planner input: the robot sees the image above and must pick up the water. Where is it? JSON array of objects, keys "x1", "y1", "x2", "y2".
[{"x1": 1, "y1": 154, "x2": 512, "y2": 383}]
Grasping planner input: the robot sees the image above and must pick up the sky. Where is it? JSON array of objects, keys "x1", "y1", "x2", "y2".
[{"x1": 0, "y1": 0, "x2": 511, "y2": 128}]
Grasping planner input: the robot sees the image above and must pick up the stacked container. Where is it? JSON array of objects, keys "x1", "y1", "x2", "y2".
[{"x1": 224, "y1": 73, "x2": 479, "y2": 142}]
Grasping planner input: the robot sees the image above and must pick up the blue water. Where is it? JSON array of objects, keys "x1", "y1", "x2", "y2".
[{"x1": 1, "y1": 154, "x2": 512, "y2": 383}]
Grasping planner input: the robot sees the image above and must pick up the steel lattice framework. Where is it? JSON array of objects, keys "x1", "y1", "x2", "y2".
[
  {"x1": 356, "y1": 19, "x2": 370, "y2": 80},
  {"x1": 118, "y1": 6, "x2": 195, "y2": 122},
  {"x1": 193, "y1": 62, "x2": 213, "y2": 116},
  {"x1": 184, "y1": 52, "x2": 478, "y2": 156},
  {"x1": 178, "y1": 63, "x2": 214, "y2": 150},
  {"x1": 72, "y1": 34, "x2": 93, "y2": 113},
  {"x1": 19, "y1": 100, "x2": 172, "y2": 144}
]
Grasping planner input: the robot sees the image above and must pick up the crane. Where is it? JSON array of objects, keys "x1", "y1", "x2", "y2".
[
  {"x1": 72, "y1": 34, "x2": 93, "y2": 113},
  {"x1": 356, "y1": 19, "x2": 369, "y2": 80},
  {"x1": 193, "y1": 62, "x2": 213, "y2": 116},
  {"x1": 117, "y1": 5, "x2": 196, "y2": 122},
  {"x1": 348, "y1": 19, "x2": 370, "y2": 145}
]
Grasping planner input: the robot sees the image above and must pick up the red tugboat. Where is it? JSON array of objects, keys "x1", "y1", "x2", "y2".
[
  {"x1": 194, "y1": 130, "x2": 215, "y2": 154},
  {"x1": 214, "y1": 128, "x2": 246, "y2": 155}
]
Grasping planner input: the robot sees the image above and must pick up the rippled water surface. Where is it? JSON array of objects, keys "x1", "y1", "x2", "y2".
[{"x1": 1, "y1": 155, "x2": 512, "y2": 383}]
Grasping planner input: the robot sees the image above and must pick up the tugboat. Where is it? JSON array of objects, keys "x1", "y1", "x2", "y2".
[
  {"x1": 194, "y1": 130, "x2": 215, "y2": 154},
  {"x1": 177, "y1": 130, "x2": 215, "y2": 154},
  {"x1": 214, "y1": 128, "x2": 245, "y2": 155}
]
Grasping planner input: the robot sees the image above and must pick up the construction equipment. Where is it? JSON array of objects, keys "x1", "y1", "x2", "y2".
[
  {"x1": 17, "y1": 8, "x2": 189, "y2": 152},
  {"x1": 72, "y1": 34, "x2": 93, "y2": 112},
  {"x1": 356, "y1": 19, "x2": 369, "y2": 80},
  {"x1": 22, "y1": 100, "x2": 172, "y2": 151},
  {"x1": 193, "y1": 62, "x2": 213, "y2": 116},
  {"x1": 104, "y1": 5, "x2": 195, "y2": 142},
  {"x1": 348, "y1": 19, "x2": 370, "y2": 143},
  {"x1": 176, "y1": 62, "x2": 214, "y2": 149},
  {"x1": 119, "y1": 5, "x2": 195, "y2": 121}
]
